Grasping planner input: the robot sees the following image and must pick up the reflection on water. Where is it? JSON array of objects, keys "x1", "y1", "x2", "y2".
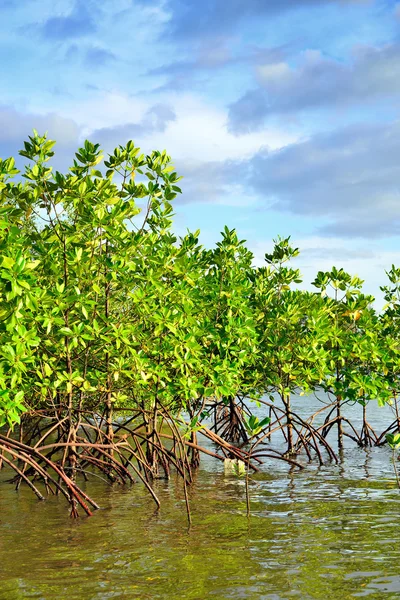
[{"x1": 1, "y1": 396, "x2": 400, "y2": 600}]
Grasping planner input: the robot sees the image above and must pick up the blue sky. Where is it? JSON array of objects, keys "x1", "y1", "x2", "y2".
[{"x1": 2, "y1": 0, "x2": 400, "y2": 303}]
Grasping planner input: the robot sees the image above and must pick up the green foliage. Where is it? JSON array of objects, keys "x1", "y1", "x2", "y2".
[
  {"x1": 386, "y1": 433, "x2": 400, "y2": 449},
  {"x1": 253, "y1": 238, "x2": 329, "y2": 404},
  {"x1": 312, "y1": 267, "x2": 390, "y2": 406},
  {"x1": 0, "y1": 130, "x2": 399, "y2": 442},
  {"x1": 0, "y1": 133, "x2": 263, "y2": 430},
  {"x1": 244, "y1": 415, "x2": 270, "y2": 438},
  {"x1": 0, "y1": 163, "x2": 40, "y2": 427}
]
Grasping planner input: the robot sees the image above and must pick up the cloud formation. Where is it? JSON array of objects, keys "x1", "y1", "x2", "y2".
[
  {"x1": 246, "y1": 120, "x2": 400, "y2": 237},
  {"x1": 84, "y1": 46, "x2": 116, "y2": 68},
  {"x1": 164, "y1": 0, "x2": 370, "y2": 39},
  {"x1": 228, "y1": 43, "x2": 400, "y2": 133},
  {"x1": 41, "y1": 0, "x2": 95, "y2": 40},
  {"x1": 90, "y1": 104, "x2": 177, "y2": 148},
  {"x1": 1, "y1": 0, "x2": 398, "y2": 261},
  {"x1": 147, "y1": 42, "x2": 291, "y2": 92},
  {"x1": 174, "y1": 118, "x2": 400, "y2": 238}
]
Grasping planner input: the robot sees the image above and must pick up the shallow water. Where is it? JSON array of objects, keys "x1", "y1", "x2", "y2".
[{"x1": 1, "y1": 397, "x2": 400, "y2": 600}]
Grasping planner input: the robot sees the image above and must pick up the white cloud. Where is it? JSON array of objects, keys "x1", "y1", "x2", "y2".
[
  {"x1": 141, "y1": 94, "x2": 298, "y2": 162},
  {"x1": 256, "y1": 61, "x2": 291, "y2": 83},
  {"x1": 229, "y1": 42, "x2": 400, "y2": 133},
  {"x1": 31, "y1": 90, "x2": 298, "y2": 162},
  {"x1": 30, "y1": 91, "x2": 149, "y2": 135}
]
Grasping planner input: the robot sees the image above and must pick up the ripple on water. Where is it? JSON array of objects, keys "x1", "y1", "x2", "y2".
[{"x1": 1, "y1": 398, "x2": 400, "y2": 599}]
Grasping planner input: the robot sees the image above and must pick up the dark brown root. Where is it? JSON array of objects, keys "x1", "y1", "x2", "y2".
[
  {"x1": 211, "y1": 397, "x2": 250, "y2": 443},
  {"x1": 8, "y1": 392, "x2": 389, "y2": 520}
]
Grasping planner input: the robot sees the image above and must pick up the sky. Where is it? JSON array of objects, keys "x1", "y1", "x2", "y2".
[{"x1": 1, "y1": 0, "x2": 400, "y2": 304}]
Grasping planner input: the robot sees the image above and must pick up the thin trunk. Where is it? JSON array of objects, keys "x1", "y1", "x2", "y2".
[
  {"x1": 105, "y1": 238, "x2": 114, "y2": 454},
  {"x1": 62, "y1": 234, "x2": 77, "y2": 482},
  {"x1": 335, "y1": 343, "x2": 343, "y2": 450},
  {"x1": 336, "y1": 394, "x2": 343, "y2": 450},
  {"x1": 151, "y1": 402, "x2": 159, "y2": 477},
  {"x1": 66, "y1": 345, "x2": 77, "y2": 481},
  {"x1": 284, "y1": 394, "x2": 294, "y2": 454},
  {"x1": 229, "y1": 396, "x2": 239, "y2": 443},
  {"x1": 362, "y1": 402, "x2": 371, "y2": 446},
  {"x1": 335, "y1": 290, "x2": 343, "y2": 451},
  {"x1": 362, "y1": 402, "x2": 366, "y2": 445},
  {"x1": 145, "y1": 402, "x2": 159, "y2": 477}
]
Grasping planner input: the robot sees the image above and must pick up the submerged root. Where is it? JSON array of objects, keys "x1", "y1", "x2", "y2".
[
  {"x1": 251, "y1": 399, "x2": 338, "y2": 464},
  {"x1": 0, "y1": 432, "x2": 98, "y2": 517},
  {"x1": 6, "y1": 396, "x2": 379, "y2": 519}
]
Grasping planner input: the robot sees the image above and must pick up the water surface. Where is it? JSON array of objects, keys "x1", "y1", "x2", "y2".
[{"x1": 1, "y1": 397, "x2": 400, "y2": 600}]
